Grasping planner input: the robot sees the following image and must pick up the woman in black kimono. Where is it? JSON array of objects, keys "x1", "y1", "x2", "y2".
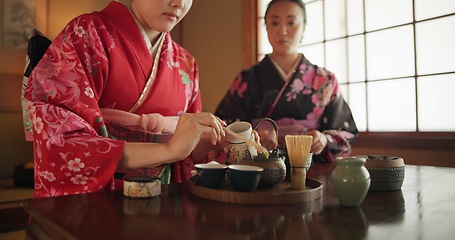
[{"x1": 215, "y1": 0, "x2": 358, "y2": 164}]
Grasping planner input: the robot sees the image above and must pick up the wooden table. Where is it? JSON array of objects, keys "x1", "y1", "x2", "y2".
[{"x1": 22, "y1": 165, "x2": 455, "y2": 239}]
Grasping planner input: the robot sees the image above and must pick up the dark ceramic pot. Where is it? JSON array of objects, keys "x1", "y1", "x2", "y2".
[
  {"x1": 238, "y1": 118, "x2": 287, "y2": 188},
  {"x1": 357, "y1": 155, "x2": 405, "y2": 191},
  {"x1": 239, "y1": 149, "x2": 286, "y2": 188}
]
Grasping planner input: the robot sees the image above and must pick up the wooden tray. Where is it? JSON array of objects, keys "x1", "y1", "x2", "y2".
[{"x1": 187, "y1": 178, "x2": 323, "y2": 205}]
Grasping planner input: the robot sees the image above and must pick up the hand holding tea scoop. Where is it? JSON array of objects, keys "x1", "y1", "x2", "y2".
[{"x1": 223, "y1": 127, "x2": 270, "y2": 159}]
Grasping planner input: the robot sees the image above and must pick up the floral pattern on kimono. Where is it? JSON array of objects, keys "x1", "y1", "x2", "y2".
[
  {"x1": 215, "y1": 55, "x2": 358, "y2": 163},
  {"x1": 24, "y1": 2, "x2": 202, "y2": 198}
]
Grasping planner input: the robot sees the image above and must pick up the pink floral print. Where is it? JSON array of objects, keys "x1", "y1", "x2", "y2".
[
  {"x1": 230, "y1": 74, "x2": 247, "y2": 98},
  {"x1": 215, "y1": 54, "x2": 358, "y2": 164},
  {"x1": 24, "y1": 2, "x2": 202, "y2": 198}
]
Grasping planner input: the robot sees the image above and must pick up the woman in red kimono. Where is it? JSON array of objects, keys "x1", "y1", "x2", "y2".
[
  {"x1": 23, "y1": 0, "x2": 226, "y2": 198},
  {"x1": 215, "y1": 0, "x2": 358, "y2": 164}
]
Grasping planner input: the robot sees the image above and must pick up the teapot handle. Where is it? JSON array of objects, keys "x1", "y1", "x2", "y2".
[{"x1": 253, "y1": 118, "x2": 279, "y2": 148}]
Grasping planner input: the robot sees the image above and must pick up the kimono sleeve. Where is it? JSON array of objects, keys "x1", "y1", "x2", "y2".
[
  {"x1": 184, "y1": 60, "x2": 202, "y2": 113},
  {"x1": 24, "y1": 15, "x2": 125, "y2": 198},
  {"x1": 172, "y1": 55, "x2": 204, "y2": 183},
  {"x1": 316, "y1": 71, "x2": 359, "y2": 163}
]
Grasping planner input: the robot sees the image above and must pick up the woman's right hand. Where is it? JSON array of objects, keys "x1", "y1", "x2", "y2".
[
  {"x1": 120, "y1": 113, "x2": 226, "y2": 169},
  {"x1": 166, "y1": 112, "x2": 226, "y2": 161}
]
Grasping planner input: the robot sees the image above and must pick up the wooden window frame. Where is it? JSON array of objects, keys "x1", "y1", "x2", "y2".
[{"x1": 242, "y1": 0, "x2": 258, "y2": 69}]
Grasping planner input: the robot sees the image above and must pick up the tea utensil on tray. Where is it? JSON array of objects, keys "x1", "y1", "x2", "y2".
[
  {"x1": 285, "y1": 135, "x2": 313, "y2": 189},
  {"x1": 285, "y1": 135, "x2": 312, "y2": 168},
  {"x1": 223, "y1": 127, "x2": 269, "y2": 159}
]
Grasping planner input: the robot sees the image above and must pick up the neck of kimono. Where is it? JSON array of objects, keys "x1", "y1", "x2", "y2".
[{"x1": 269, "y1": 52, "x2": 301, "y2": 75}]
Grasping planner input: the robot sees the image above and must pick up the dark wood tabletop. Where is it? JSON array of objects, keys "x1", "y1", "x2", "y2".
[{"x1": 21, "y1": 164, "x2": 455, "y2": 240}]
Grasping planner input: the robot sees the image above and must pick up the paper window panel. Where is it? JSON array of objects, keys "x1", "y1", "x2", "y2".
[
  {"x1": 349, "y1": 83, "x2": 367, "y2": 132},
  {"x1": 348, "y1": 35, "x2": 366, "y2": 83},
  {"x1": 416, "y1": 15, "x2": 455, "y2": 75},
  {"x1": 366, "y1": 26, "x2": 415, "y2": 80},
  {"x1": 326, "y1": 39, "x2": 348, "y2": 84},
  {"x1": 415, "y1": 0, "x2": 455, "y2": 21},
  {"x1": 365, "y1": 0, "x2": 413, "y2": 31},
  {"x1": 299, "y1": 43, "x2": 325, "y2": 68},
  {"x1": 324, "y1": 0, "x2": 347, "y2": 40},
  {"x1": 302, "y1": 1, "x2": 324, "y2": 45},
  {"x1": 417, "y1": 74, "x2": 455, "y2": 131},
  {"x1": 367, "y1": 78, "x2": 416, "y2": 131}
]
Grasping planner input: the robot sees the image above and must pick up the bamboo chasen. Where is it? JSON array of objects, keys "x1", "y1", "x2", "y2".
[
  {"x1": 285, "y1": 135, "x2": 313, "y2": 189},
  {"x1": 285, "y1": 135, "x2": 313, "y2": 167}
]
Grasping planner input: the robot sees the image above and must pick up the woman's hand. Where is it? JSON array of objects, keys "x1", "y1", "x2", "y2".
[
  {"x1": 257, "y1": 129, "x2": 278, "y2": 151},
  {"x1": 306, "y1": 130, "x2": 328, "y2": 155},
  {"x1": 120, "y1": 113, "x2": 226, "y2": 169},
  {"x1": 167, "y1": 112, "x2": 226, "y2": 161},
  {"x1": 191, "y1": 129, "x2": 229, "y2": 161}
]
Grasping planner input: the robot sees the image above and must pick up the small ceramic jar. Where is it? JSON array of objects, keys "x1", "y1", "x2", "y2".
[
  {"x1": 331, "y1": 157, "x2": 371, "y2": 207},
  {"x1": 359, "y1": 155, "x2": 405, "y2": 191},
  {"x1": 123, "y1": 176, "x2": 161, "y2": 198}
]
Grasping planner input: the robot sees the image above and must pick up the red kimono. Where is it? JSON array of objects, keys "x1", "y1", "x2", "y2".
[{"x1": 23, "y1": 2, "x2": 202, "y2": 198}]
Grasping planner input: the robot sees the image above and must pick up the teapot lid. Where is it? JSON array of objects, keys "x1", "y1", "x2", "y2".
[{"x1": 251, "y1": 149, "x2": 283, "y2": 161}]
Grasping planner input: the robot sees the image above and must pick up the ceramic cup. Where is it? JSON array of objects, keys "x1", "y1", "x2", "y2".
[
  {"x1": 228, "y1": 165, "x2": 263, "y2": 192},
  {"x1": 194, "y1": 163, "x2": 228, "y2": 189},
  {"x1": 226, "y1": 121, "x2": 258, "y2": 164}
]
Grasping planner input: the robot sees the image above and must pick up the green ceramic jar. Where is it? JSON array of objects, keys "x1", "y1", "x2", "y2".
[{"x1": 331, "y1": 157, "x2": 371, "y2": 207}]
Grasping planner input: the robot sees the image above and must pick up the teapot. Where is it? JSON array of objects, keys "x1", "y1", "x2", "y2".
[{"x1": 238, "y1": 118, "x2": 286, "y2": 188}]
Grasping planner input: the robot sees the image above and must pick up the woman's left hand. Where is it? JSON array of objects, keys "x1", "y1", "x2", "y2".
[
  {"x1": 257, "y1": 129, "x2": 278, "y2": 151},
  {"x1": 305, "y1": 130, "x2": 328, "y2": 155}
]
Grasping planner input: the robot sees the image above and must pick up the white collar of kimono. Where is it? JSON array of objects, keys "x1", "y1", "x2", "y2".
[
  {"x1": 128, "y1": 8, "x2": 165, "y2": 58},
  {"x1": 270, "y1": 53, "x2": 303, "y2": 82},
  {"x1": 128, "y1": 8, "x2": 166, "y2": 112}
]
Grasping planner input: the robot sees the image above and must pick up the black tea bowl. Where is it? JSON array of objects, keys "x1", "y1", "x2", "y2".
[
  {"x1": 228, "y1": 165, "x2": 264, "y2": 192},
  {"x1": 194, "y1": 163, "x2": 228, "y2": 189}
]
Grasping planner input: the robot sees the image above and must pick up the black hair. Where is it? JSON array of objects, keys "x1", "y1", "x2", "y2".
[{"x1": 264, "y1": 0, "x2": 307, "y2": 26}]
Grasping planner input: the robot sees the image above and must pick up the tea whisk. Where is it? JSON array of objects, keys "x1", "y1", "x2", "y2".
[
  {"x1": 285, "y1": 135, "x2": 313, "y2": 189},
  {"x1": 285, "y1": 135, "x2": 313, "y2": 168}
]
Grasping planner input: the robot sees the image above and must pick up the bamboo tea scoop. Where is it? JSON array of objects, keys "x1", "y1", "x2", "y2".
[{"x1": 223, "y1": 127, "x2": 269, "y2": 159}]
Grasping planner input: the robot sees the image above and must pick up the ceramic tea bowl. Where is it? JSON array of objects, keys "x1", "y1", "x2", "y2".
[
  {"x1": 356, "y1": 155, "x2": 405, "y2": 191},
  {"x1": 228, "y1": 165, "x2": 264, "y2": 192},
  {"x1": 194, "y1": 163, "x2": 228, "y2": 189}
]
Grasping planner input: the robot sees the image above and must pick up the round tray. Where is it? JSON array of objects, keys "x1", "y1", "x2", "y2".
[{"x1": 188, "y1": 178, "x2": 323, "y2": 205}]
